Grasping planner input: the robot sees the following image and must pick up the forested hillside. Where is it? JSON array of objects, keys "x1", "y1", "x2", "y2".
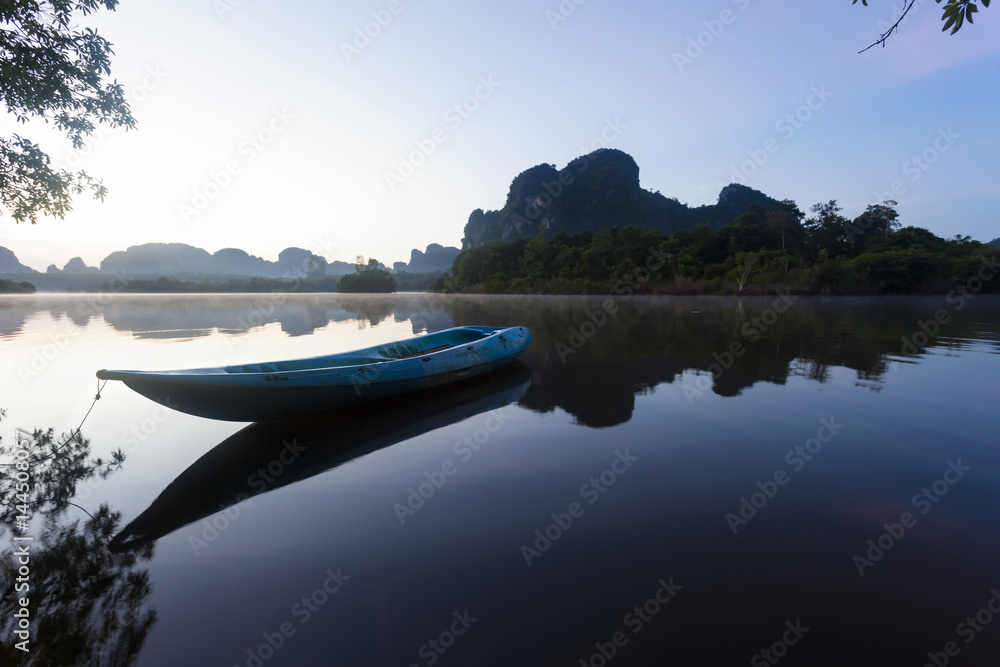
[{"x1": 438, "y1": 200, "x2": 997, "y2": 295}]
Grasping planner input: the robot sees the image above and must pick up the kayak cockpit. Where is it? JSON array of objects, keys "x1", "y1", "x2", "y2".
[
  {"x1": 374, "y1": 327, "x2": 497, "y2": 360},
  {"x1": 223, "y1": 356, "x2": 384, "y2": 374},
  {"x1": 221, "y1": 327, "x2": 502, "y2": 375}
]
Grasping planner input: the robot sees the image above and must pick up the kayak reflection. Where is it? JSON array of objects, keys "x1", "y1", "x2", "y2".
[{"x1": 110, "y1": 362, "x2": 531, "y2": 552}]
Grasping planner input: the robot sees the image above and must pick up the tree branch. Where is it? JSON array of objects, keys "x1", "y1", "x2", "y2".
[{"x1": 859, "y1": 0, "x2": 917, "y2": 53}]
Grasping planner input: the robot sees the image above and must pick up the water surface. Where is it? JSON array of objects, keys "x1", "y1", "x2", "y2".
[{"x1": 1, "y1": 293, "x2": 998, "y2": 666}]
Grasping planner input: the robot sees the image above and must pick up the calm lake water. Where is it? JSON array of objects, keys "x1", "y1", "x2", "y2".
[{"x1": 1, "y1": 293, "x2": 999, "y2": 666}]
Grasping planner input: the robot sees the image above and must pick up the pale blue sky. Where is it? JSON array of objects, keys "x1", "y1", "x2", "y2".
[{"x1": 3, "y1": 0, "x2": 998, "y2": 270}]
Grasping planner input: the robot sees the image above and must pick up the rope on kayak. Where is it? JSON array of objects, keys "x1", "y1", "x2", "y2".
[
  {"x1": 50, "y1": 378, "x2": 107, "y2": 455},
  {"x1": 1, "y1": 378, "x2": 107, "y2": 464},
  {"x1": 5, "y1": 378, "x2": 113, "y2": 544}
]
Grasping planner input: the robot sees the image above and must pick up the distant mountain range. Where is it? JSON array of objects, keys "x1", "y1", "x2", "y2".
[
  {"x1": 45, "y1": 256, "x2": 100, "y2": 274},
  {"x1": 4, "y1": 147, "x2": 991, "y2": 283},
  {"x1": 0, "y1": 243, "x2": 459, "y2": 277},
  {"x1": 462, "y1": 148, "x2": 779, "y2": 248}
]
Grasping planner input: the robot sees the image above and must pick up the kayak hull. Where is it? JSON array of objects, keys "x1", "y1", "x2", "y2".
[{"x1": 97, "y1": 325, "x2": 531, "y2": 421}]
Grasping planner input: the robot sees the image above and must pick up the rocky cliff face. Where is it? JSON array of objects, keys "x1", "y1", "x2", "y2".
[
  {"x1": 398, "y1": 243, "x2": 460, "y2": 272},
  {"x1": 461, "y1": 148, "x2": 777, "y2": 249}
]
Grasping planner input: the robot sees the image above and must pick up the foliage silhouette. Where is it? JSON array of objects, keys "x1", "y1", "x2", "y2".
[
  {"x1": 439, "y1": 198, "x2": 997, "y2": 296},
  {"x1": 0, "y1": 1, "x2": 134, "y2": 223},
  {"x1": 0, "y1": 280, "x2": 35, "y2": 294},
  {"x1": 338, "y1": 258, "x2": 397, "y2": 293},
  {"x1": 0, "y1": 419, "x2": 156, "y2": 665}
]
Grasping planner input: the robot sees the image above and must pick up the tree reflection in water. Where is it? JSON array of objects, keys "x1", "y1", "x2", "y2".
[{"x1": 0, "y1": 413, "x2": 156, "y2": 666}]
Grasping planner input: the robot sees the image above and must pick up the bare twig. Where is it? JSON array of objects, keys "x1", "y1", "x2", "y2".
[{"x1": 859, "y1": 0, "x2": 917, "y2": 53}]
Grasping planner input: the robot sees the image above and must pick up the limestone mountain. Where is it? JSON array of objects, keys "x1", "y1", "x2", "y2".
[
  {"x1": 1, "y1": 241, "x2": 444, "y2": 280},
  {"x1": 64, "y1": 257, "x2": 100, "y2": 273},
  {"x1": 98, "y1": 243, "x2": 338, "y2": 277},
  {"x1": 46, "y1": 257, "x2": 99, "y2": 273},
  {"x1": 393, "y1": 244, "x2": 460, "y2": 272},
  {"x1": 461, "y1": 148, "x2": 777, "y2": 249},
  {"x1": 0, "y1": 247, "x2": 37, "y2": 273}
]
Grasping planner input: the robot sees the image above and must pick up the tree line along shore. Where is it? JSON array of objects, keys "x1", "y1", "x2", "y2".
[{"x1": 431, "y1": 201, "x2": 999, "y2": 296}]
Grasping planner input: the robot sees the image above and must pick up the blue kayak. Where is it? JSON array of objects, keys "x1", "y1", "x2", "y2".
[{"x1": 97, "y1": 325, "x2": 531, "y2": 421}]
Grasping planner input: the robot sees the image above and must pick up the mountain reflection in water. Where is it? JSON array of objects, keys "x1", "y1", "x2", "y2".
[{"x1": 7, "y1": 294, "x2": 999, "y2": 430}]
